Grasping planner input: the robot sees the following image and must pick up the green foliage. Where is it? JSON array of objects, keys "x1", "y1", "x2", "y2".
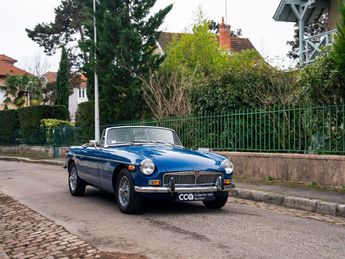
[
  {"x1": 191, "y1": 50, "x2": 298, "y2": 114},
  {"x1": 310, "y1": 181, "x2": 318, "y2": 188},
  {"x1": 266, "y1": 176, "x2": 274, "y2": 182},
  {"x1": 0, "y1": 110, "x2": 19, "y2": 144},
  {"x1": 75, "y1": 100, "x2": 107, "y2": 143},
  {"x1": 333, "y1": 1, "x2": 345, "y2": 77},
  {"x1": 4, "y1": 75, "x2": 42, "y2": 107},
  {"x1": 55, "y1": 47, "x2": 70, "y2": 110},
  {"x1": 298, "y1": 48, "x2": 345, "y2": 106},
  {"x1": 82, "y1": 0, "x2": 172, "y2": 123},
  {"x1": 25, "y1": 0, "x2": 88, "y2": 62},
  {"x1": 163, "y1": 21, "x2": 228, "y2": 77},
  {"x1": 41, "y1": 119, "x2": 74, "y2": 145},
  {"x1": 17, "y1": 106, "x2": 68, "y2": 144},
  {"x1": 28, "y1": 0, "x2": 172, "y2": 122}
]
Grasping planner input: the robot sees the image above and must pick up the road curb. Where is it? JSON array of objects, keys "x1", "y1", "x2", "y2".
[
  {"x1": 0, "y1": 156, "x2": 64, "y2": 166},
  {"x1": 230, "y1": 188, "x2": 345, "y2": 218}
]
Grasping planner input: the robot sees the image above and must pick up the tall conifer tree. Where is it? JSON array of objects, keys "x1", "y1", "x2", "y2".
[{"x1": 55, "y1": 47, "x2": 70, "y2": 110}]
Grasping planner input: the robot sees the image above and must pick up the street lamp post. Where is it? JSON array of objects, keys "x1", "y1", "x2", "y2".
[{"x1": 93, "y1": 0, "x2": 100, "y2": 142}]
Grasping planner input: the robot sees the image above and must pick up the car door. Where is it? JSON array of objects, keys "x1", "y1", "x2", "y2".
[{"x1": 78, "y1": 147, "x2": 101, "y2": 187}]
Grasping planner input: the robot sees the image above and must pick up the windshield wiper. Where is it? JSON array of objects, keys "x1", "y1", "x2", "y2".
[
  {"x1": 107, "y1": 141, "x2": 134, "y2": 147},
  {"x1": 151, "y1": 140, "x2": 176, "y2": 147}
]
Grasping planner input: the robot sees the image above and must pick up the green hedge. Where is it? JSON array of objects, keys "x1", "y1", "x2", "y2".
[
  {"x1": 17, "y1": 105, "x2": 68, "y2": 144},
  {"x1": 0, "y1": 110, "x2": 19, "y2": 144},
  {"x1": 75, "y1": 100, "x2": 107, "y2": 144}
]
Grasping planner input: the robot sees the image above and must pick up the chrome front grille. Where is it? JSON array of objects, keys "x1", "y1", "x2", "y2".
[{"x1": 163, "y1": 172, "x2": 222, "y2": 186}]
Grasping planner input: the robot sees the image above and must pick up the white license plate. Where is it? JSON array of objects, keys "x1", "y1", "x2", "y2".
[{"x1": 177, "y1": 193, "x2": 214, "y2": 201}]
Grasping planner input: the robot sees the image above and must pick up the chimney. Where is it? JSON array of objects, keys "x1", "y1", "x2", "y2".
[{"x1": 219, "y1": 17, "x2": 231, "y2": 51}]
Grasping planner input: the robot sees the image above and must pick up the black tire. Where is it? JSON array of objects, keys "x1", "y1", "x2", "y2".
[
  {"x1": 116, "y1": 169, "x2": 141, "y2": 214},
  {"x1": 202, "y1": 195, "x2": 228, "y2": 209},
  {"x1": 68, "y1": 163, "x2": 86, "y2": 196}
]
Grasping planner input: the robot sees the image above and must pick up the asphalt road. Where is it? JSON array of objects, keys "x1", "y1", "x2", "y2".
[{"x1": 1, "y1": 161, "x2": 345, "y2": 259}]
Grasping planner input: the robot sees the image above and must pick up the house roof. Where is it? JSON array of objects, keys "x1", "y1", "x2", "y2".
[
  {"x1": 43, "y1": 71, "x2": 87, "y2": 88},
  {"x1": 230, "y1": 36, "x2": 255, "y2": 52},
  {"x1": 42, "y1": 71, "x2": 57, "y2": 84},
  {"x1": 157, "y1": 32, "x2": 255, "y2": 54},
  {"x1": 0, "y1": 60, "x2": 32, "y2": 77},
  {"x1": 158, "y1": 32, "x2": 184, "y2": 53},
  {"x1": 0, "y1": 54, "x2": 17, "y2": 64},
  {"x1": 273, "y1": 0, "x2": 329, "y2": 24}
]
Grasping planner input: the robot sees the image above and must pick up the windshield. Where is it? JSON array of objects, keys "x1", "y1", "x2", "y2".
[{"x1": 106, "y1": 127, "x2": 182, "y2": 146}]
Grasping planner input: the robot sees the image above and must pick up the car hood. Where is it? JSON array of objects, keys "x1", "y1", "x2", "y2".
[{"x1": 115, "y1": 145, "x2": 226, "y2": 172}]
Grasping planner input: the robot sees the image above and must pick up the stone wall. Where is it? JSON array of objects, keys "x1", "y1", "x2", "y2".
[
  {"x1": 0, "y1": 145, "x2": 68, "y2": 159},
  {"x1": 217, "y1": 152, "x2": 345, "y2": 187}
]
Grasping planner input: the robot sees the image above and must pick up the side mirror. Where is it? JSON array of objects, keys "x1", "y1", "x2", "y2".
[{"x1": 88, "y1": 140, "x2": 99, "y2": 148}]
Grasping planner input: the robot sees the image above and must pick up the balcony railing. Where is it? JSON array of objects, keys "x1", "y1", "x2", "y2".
[{"x1": 302, "y1": 29, "x2": 338, "y2": 64}]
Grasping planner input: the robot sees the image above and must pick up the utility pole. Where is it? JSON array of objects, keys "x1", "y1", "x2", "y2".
[
  {"x1": 93, "y1": 0, "x2": 100, "y2": 142},
  {"x1": 225, "y1": 0, "x2": 228, "y2": 24}
]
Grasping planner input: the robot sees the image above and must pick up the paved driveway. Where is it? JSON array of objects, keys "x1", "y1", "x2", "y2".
[{"x1": 0, "y1": 161, "x2": 345, "y2": 259}]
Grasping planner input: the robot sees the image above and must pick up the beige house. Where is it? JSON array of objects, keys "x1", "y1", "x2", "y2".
[{"x1": 0, "y1": 54, "x2": 33, "y2": 110}]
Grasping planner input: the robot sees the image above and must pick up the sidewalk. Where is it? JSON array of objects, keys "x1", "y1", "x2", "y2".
[
  {"x1": 0, "y1": 155, "x2": 344, "y2": 218},
  {"x1": 231, "y1": 178, "x2": 345, "y2": 217}
]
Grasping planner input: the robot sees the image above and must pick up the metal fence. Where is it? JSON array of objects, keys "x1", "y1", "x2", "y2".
[
  {"x1": 104, "y1": 105, "x2": 345, "y2": 154},
  {"x1": 2, "y1": 105, "x2": 344, "y2": 155}
]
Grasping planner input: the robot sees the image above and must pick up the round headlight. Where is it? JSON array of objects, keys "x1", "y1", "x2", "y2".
[
  {"x1": 139, "y1": 159, "x2": 155, "y2": 175},
  {"x1": 221, "y1": 159, "x2": 234, "y2": 174}
]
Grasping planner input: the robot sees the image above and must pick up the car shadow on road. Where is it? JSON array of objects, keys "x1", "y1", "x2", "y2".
[{"x1": 83, "y1": 187, "x2": 229, "y2": 216}]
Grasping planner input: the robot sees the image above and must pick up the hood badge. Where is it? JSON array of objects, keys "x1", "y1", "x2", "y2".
[{"x1": 194, "y1": 170, "x2": 201, "y2": 177}]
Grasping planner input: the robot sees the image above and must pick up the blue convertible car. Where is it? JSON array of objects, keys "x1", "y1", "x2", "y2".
[{"x1": 65, "y1": 126, "x2": 234, "y2": 213}]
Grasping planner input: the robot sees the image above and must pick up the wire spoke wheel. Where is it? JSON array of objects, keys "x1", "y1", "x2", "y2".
[
  {"x1": 118, "y1": 176, "x2": 130, "y2": 207},
  {"x1": 68, "y1": 163, "x2": 86, "y2": 196},
  {"x1": 69, "y1": 166, "x2": 77, "y2": 191}
]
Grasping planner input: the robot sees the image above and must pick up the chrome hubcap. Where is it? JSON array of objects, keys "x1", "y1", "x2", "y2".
[
  {"x1": 118, "y1": 176, "x2": 130, "y2": 207},
  {"x1": 69, "y1": 167, "x2": 77, "y2": 191}
]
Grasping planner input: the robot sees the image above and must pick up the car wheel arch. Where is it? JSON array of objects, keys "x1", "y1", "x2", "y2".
[
  {"x1": 68, "y1": 159, "x2": 76, "y2": 171},
  {"x1": 112, "y1": 164, "x2": 128, "y2": 192}
]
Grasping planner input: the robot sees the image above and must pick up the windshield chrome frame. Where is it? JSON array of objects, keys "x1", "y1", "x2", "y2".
[{"x1": 103, "y1": 126, "x2": 183, "y2": 148}]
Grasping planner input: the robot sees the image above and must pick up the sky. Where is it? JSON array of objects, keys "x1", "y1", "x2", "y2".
[{"x1": 0, "y1": 0, "x2": 297, "y2": 73}]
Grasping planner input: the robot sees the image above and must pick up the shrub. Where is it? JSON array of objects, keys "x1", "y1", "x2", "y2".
[
  {"x1": 17, "y1": 105, "x2": 68, "y2": 144},
  {"x1": 0, "y1": 109, "x2": 19, "y2": 144},
  {"x1": 40, "y1": 119, "x2": 73, "y2": 145},
  {"x1": 298, "y1": 48, "x2": 345, "y2": 106},
  {"x1": 191, "y1": 50, "x2": 298, "y2": 114},
  {"x1": 75, "y1": 100, "x2": 107, "y2": 144}
]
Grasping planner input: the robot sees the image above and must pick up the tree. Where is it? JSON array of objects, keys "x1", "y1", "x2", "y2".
[
  {"x1": 3, "y1": 75, "x2": 42, "y2": 107},
  {"x1": 23, "y1": 52, "x2": 51, "y2": 77},
  {"x1": 81, "y1": 0, "x2": 172, "y2": 122},
  {"x1": 333, "y1": 1, "x2": 345, "y2": 77},
  {"x1": 191, "y1": 50, "x2": 299, "y2": 114},
  {"x1": 287, "y1": 12, "x2": 328, "y2": 59},
  {"x1": 162, "y1": 20, "x2": 229, "y2": 78},
  {"x1": 26, "y1": 0, "x2": 89, "y2": 66},
  {"x1": 136, "y1": 70, "x2": 192, "y2": 119},
  {"x1": 298, "y1": 48, "x2": 345, "y2": 106},
  {"x1": 55, "y1": 47, "x2": 70, "y2": 109}
]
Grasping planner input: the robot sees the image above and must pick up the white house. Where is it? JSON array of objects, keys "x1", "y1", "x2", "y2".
[{"x1": 41, "y1": 72, "x2": 88, "y2": 121}]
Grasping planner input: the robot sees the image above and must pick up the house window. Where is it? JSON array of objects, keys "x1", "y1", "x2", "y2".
[{"x1": 78, "y1": 88, "x2": 87, "y2": 100}]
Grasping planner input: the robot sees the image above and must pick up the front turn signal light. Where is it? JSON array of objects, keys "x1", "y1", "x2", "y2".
[
  {"x1": 128, "y1": 165, "x2": 136, "y2": 171},
  {"x1": 224, "y1": 179, "x2": 231, "y2": 185},
  {"x1": 148, "y1": 180, "x2": 161, "y2": 186}
]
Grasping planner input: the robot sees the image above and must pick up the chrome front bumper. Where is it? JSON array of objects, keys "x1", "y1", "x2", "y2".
[{"x1": 134, "y1": 185, "x2": 233, "y2": 193}]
